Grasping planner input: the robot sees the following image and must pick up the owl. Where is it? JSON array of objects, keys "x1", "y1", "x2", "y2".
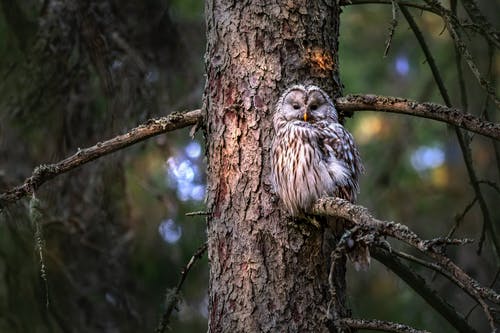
[{"x1": 270, "y1": 84, "x2": 368, "y2": 270}]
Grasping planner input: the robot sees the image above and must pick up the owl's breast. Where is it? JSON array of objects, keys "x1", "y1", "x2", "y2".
[{"x1": 272, "y1": 123, "x2": 340, "y2": 215}]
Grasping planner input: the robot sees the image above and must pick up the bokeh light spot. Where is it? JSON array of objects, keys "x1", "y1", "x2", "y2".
[
  {"x1": 410, "y1": 146, "x2": 445, "y2": 172},
  {"x1": 185, "y1": 142, "x2": 202, "y2": 159},
  {"x1": 158, "y1": 219, "x2": 182, "y2": 244},
  {"x1": 395, "y1": 56, "x2": 409, "y2": 76}
]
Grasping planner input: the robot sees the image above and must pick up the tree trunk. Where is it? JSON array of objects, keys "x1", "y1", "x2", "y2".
[{"x1": 204, "y1": 1, "x2": 345, "y2": 331}]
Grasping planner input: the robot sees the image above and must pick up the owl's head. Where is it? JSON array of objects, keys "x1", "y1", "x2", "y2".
[{"x1": 274, "y1": 84, "x2": 338, "y2": 130}]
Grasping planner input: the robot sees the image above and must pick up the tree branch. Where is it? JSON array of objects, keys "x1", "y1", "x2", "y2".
[
  {"x1": 312, "y1": 197, "x2": 500, "y2": 330},
  {"x1": 336, "y1": 317, "x2": 430, "y2": 333},
  {"x1": 422, "y1": 0, "x2": 500, "y2": 109},
  {"x1": 0, "y1": 109, "x2": 201, "y2": 208},
  {"x1": 339, "y1": 0, "x2": 437, "y2": 15},
  {"x1": 372, "y1": 247, "x2": 478, "y2": 333},
  {"x1": 460, "y1": 0, "x2": 499, "y2": 48},
  {"x1": 400, "y1": 3, "x2": 499, "y2": 259},
  {"x1": 337, "y1": 95, "x2": 500, "y2": 140},
  {"x1": 156, "y1": 242, "x2": 208, "y2": 333},
  {"x1": 1, "y1": 94, "x2": 498, "y2": 209}
]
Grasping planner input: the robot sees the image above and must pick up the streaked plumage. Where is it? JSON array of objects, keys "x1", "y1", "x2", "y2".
[{"x1": 271, "y1": 84, "x2": 369, "y2": 270}]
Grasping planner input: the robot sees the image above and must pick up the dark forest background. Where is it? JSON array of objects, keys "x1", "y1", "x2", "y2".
[{"x1": 0, "y1": 1, "x2": 498, "y2": 332}]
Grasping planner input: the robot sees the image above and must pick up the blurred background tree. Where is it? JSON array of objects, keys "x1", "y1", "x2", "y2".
[{"x1": 0, "y1": 0, "x2": 498, "y2": 332}]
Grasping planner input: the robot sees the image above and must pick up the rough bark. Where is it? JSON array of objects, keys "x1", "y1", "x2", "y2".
[{"x1": 204, "y1": 1, "x2": 344, "y2": 332}]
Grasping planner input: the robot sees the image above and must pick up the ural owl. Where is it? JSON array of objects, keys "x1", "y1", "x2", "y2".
[{"x1": 270, "y1": 84, "x2": 368, "y2": 270}]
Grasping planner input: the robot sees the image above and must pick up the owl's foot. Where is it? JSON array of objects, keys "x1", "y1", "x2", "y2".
[{"x1": 286, "y1": 216, "x2": 322, "y2": 236}]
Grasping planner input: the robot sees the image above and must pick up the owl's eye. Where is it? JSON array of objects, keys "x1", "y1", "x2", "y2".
[
  {"x1": 292, "y1": 104, "x2": 300, "y2": 110},
  {"x1": 310, "y1": 104, "x2": 318, "y2": 111}
]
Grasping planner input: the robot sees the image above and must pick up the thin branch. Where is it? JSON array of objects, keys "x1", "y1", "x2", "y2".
[
  {"x1": 340, "y1": 0, "x2": 437, "y2": 14},
  {"x1": 336, "y1": 95, "x2": 500, "y2": 140},
  {"x1": 383, "y1": 0, "x2": 399, "y2": 57},
  {"x1": 482, "y1": 44, "x2": 500, "y2": 180},
  {"x1": 185, "y1": 211, "x2": 212, "y2": 217},
  {"x1": 336, "y1": 317, "x2": 430, "y2": 333},
  {"x1": 398, "y1": 5, "x2": 451, "y2": 106},
  {"x1": 387, "y1": 245, "x2": 491, "y2": 311},
  {"x1": 478, "y1": 181, "x2": 500, "y2": 195},
  {"x1": 156, "y1": 242, "x2": 208, "y2": 333},
  {"x1": 390, "y1": 247, "x2": 463, "y2": 284},
  {"x1": 0, "y1": 109, "x2": 202, "y2": 208},
  {"x1": 326, "y1": 231, "x2": 350, "y2": 326},
  {"x1": 432, "y1": 196, "x2": 478, "y2": 281},
  {"x1": 372, "y1": 247, "x2": 478, "y2": 333},
  {"x1": 422, "y1": 0, "x2": 500, "y2": 109},
  {"x1": 400, "y1": 3, "x2": 500, "y2": 260},
  {"x1": 344, "y1": 0, "x2": 500, "y2": 48},
  {"x1": 460, "y1": 0, "x2": 500, "y2": 49},
  {"x1": 466, "y1": 267, "x2": 500, "y2": 320}
]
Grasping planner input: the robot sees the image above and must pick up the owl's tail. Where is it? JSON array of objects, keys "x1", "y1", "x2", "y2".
[
  {"x1": 347, "y1": 242, "x2": 371, "y2": 271},
  {"x1": 327, "y1": 217, "x2": 371, "y2": 271}
]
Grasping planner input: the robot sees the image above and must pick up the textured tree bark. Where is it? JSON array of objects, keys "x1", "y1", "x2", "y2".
[{"x1": 204, "y1": 1, "x2": 345, "y2": 331}]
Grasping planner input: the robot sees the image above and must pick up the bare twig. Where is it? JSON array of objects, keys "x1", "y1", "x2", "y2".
[
  {"x1": 422, "y1": 0, "x2": 500, "y2": 108},
  {"x1": 156, "y1": 242, "x2": 208, "y2": 333},
  {"x1": 454, "y1": 0, "x2": 497, "y2": 258},
  {"x1": 344, "y1": 0, "x2": 500, "y2": 49},
  {"x1": 185, "y1": 211, "x2": 211, "y2": 217},
  {"x1": 478, "y1": 181, "x2": 500, "y2": 195},
  {"x1": 453, "y1": 197, "x2": 478, "y2": 231},
  {"x1": 438, "y1": 196, "x2": 478, "y2": 262},
  {"x1": 387, "y1": 245, "x2": 496, "y2": 314},
  {"x1": 460, "y1": 0, "x2": 500, "y2": 48},
  {"x1": 482, "y1": 44, "x2": 500, "y2": 180},
  {"x1": 372, "y1": 247, "x2": 478, "y2": 333},
  {"x1": 340, "y1": 0, "x2": 437, "y2": 14},
  {"x1": 400, "y1": 3, "x2": 499, "y2": 260},
  {"x1": 336, "y1": 317, "x2": 430, "y2": 333},
  {"x1": 0, "y1": 109, "x2": 202, "y2": 208},
  {"x1": 336, "y1": 95, "x2": 500, "y2": 140},
  {"x1": 383, "y1": 0, "x2": 399, "y2": 57},
  {"x1": 466, "y1": 267, "x2": 500, "y2": 320},
  {"x1": 326, "y1": 230, "x2": 350, "y2": 324}
]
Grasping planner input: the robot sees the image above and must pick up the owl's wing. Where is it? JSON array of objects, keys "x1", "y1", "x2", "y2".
[
  {"x1": 321, "y1": 123, "x2": 370, "y2": 270},
  {"x1": 318, "y1": 122, "x2": 363, "y2": 202}
]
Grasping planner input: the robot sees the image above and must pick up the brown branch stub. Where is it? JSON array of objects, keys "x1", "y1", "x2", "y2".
[
  {"x1": 336, "y1": 94, "x2": 500, "y2": 140},
  {"x1": 0, "y1": 109, "x2": 202, "y2": 208},
  {"x1": 336, "y1": 317, "x2": 430, "y2": 333}
]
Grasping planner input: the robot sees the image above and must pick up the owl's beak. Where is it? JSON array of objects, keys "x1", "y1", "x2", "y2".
[{"x1": 303, "y1": 112, "x2": 308, "y2": 122}]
